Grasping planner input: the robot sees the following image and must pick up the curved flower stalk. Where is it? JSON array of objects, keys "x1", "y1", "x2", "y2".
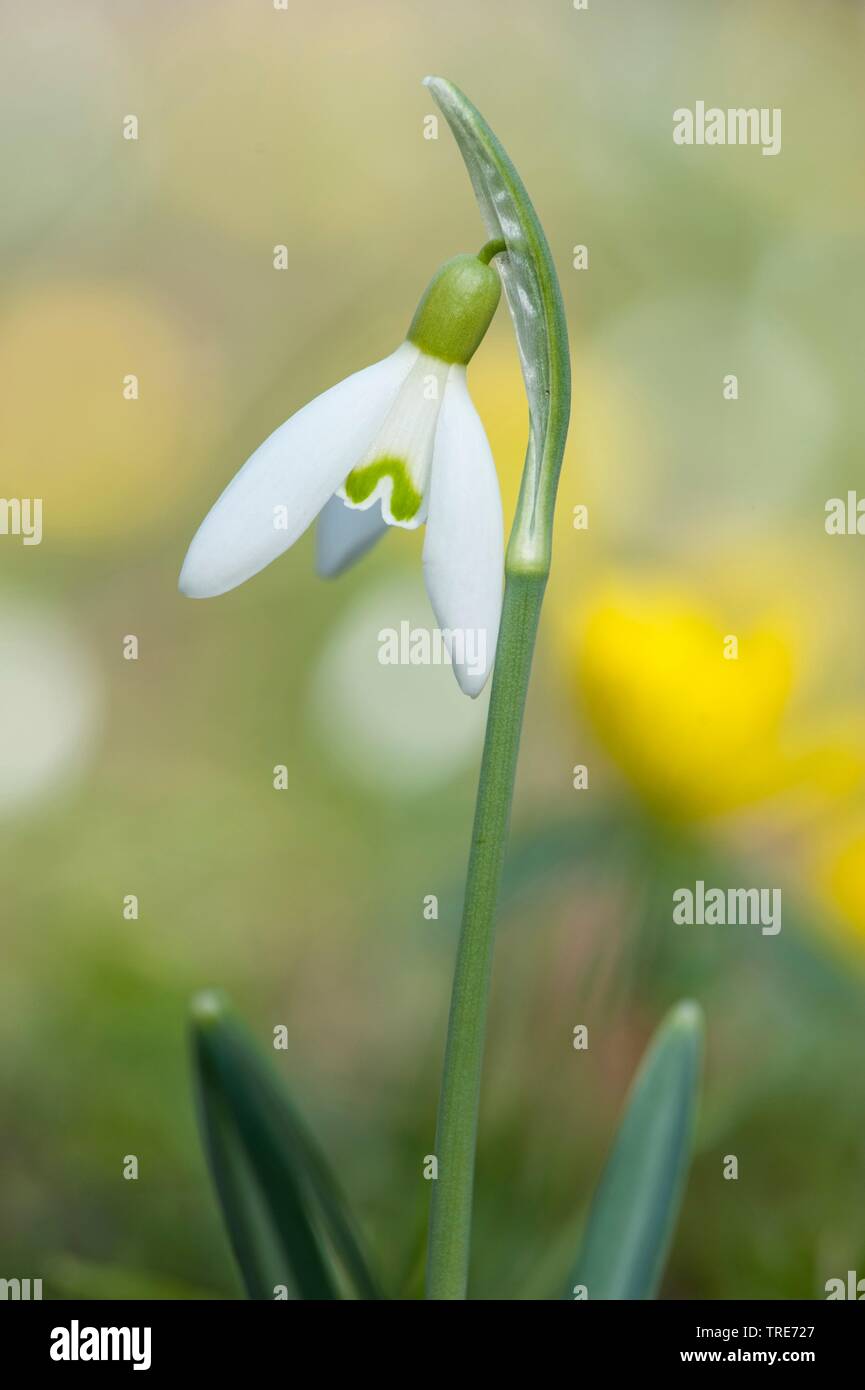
[
  {"x1": 179, "y1": 250, "x2": 505, "y2": 696},
  {"x1": 422, "y1": 78, "x2": 571, "y2": 1299}
]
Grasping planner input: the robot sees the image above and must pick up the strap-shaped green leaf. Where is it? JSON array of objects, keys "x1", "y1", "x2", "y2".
[
  {"x1": 424, "y1": 75, "x2": 571, "y2": 573},
  {"x1": 191, "y1": 991, "x2": 380, "y2": 1300},
  {"x1": 570, "y1": 1001, "x2": 703, "y2": 1300}
]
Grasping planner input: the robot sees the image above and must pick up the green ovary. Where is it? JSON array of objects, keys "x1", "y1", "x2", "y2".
[{"x1": 344, "y1": 456, "x2": 422, "y2": 523}]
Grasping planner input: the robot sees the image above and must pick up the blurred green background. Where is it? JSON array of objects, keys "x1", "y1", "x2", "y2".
[{"x1": 2, "y1": 0, "x2": 865, "y2": 1300}]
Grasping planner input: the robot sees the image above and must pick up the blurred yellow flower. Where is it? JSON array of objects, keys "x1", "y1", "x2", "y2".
[
  {"x1": 561, "y1": 575, "x2": 865, "y2": 823},
  {"x1": 816, "y1": 828, "x2": 865, "y2": 946},
  {"x1": 569, "y1": 579, "x2": 795, "y2": 817},
  {"x1": 810, "y1": 786, "x2": 865, "y2": 947}
]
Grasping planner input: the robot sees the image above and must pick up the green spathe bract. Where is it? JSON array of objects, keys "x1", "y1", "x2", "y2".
[
  {"x1": 424, "y1": 77, "x2": 570, "y2": 575},
  {"x1": 344, "y1": 456, "x2": 423, "y2": 522},
  {"x1": 407, "y1": 253, "x2": 502, "y2": 365}
]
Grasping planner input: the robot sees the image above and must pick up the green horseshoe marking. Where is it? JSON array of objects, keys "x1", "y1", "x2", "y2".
[{"x1": 344, "y1": 456, "x2": 423, "y2": 523}]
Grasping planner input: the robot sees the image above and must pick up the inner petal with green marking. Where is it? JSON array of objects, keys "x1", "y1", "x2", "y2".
[
  {"x1": 337, "y1": 350, "x2": 450, "y2": 529},
  {"x1": 344, "y1": 457, "x2": 424, "y2": 523}
]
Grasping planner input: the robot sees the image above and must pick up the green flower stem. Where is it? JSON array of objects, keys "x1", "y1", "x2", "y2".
[
  {"x1": 425, "y1": 567, "x2": 546, "y2": 1300},
  {"x1": 423, "y1": 77, "x2": 571, "y2": 1301}
]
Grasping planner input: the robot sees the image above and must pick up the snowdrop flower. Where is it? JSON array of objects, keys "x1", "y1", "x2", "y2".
[{"x1": 179, "y1": 248, "x2": 505, "y2": 696}]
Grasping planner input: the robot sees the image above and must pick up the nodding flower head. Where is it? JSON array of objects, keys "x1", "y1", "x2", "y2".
[{"x1": 179, "y1": 245, "x2": 506, "y2": 696}]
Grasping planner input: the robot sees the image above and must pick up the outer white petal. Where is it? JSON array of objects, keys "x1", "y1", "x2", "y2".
[
  {"x1": 422, "y1": 368, "x2": 504, "y2": 697},
  {"x1": 179, "y1": 343, "x2": 418, "y2": 597},
  {"x1": 315, "y1": 493, "x2": 389, "y2": 578}
]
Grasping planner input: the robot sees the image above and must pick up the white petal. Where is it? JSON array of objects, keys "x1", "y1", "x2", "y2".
[
  {"x1": 179, "y1": 343, "x2": 418, "y2": 597},
  {"x1": 315, "y1": 494, "x2": 389, "y2": 578},
  {"x1": 422, "y1": 368, "x2": 504, "y2": 697}
]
